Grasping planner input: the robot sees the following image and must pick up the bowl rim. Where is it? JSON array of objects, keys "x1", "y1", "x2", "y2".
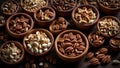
[
  {"x1": 0, "y1": 41, "x2": 24, "y2": 64},
  {"x1": 72, "y1": 4, "x2": 100, "y2": 27},
  {"x1": 21, "y1": 0, "x2": 48, "y2": 13},
  {"x1": 50, "y1": 0, "x2": 77, "y2": 12},
  {"x1": 34, "y1": 6, "x2": 56, "y2": 23},
  {"x1": 97, "y1": 0, "x2": 120, "y2": 10},
  {"x1": 1, "y1": 0, "x2": 19, "y2": 15},
  {"x1": 55, "y1": 29, "x2": 89, "y2": 59},
  {"x1": 6, "y1": 13, "x2": 34, "y2": 37},
  {"x1": 23, "y1": 28, "x2": 54, "y2": 56},
  {"x1": 97, "y1": 16, "x2": 120, "y2": 38},
  {"x1": 88, "y1": 31, "x2": 105, "y2": 47}
]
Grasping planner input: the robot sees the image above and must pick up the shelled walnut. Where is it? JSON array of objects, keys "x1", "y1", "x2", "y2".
[{"x1": 75, "y1": 7, "x2": 96, "y2": 24}]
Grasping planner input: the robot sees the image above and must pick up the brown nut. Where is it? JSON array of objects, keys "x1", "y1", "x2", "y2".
[
  {"x1": 86, "y1": 52, "x2": 94, "y2": 59},
  {"x1": 99, "y1": 48, "x2": 108, "y2": 54},
  {"x1": 96, "y1": 54, "x2": 105, "y2": 60},
  {"x1": 89, "y1": 57, "x2": 100, "y2": 65},
  {"x1": 101, "y1": 55, "x2": 111, "y2": 64}
]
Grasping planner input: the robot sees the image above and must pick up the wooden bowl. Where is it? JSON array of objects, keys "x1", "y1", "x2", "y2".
[
  {"x1": 1, "y1": 0, "x2": 19, "y2": 16},
  {"x1": 72, "y1": 5, "x2": 99, "y2": 30},
  {"x1": 97, "y1": 16, "x2": 120, "y2": 38},
  {"x1": 97, "y1": 0, "x2": 120, "y2": 14},
  {"x1": 88, "y1": 31, "x2": 105, "y2": 47},
  {"x1": 55, "y1": 29, "x2": 89, "y2": 62},
  {"x1": 50, "y1": 0, "x2": 77, "y2": 17},
  {"x1": 0, "y1": 41, "x2": 24, "y2": 64},
  {"x1": 34, "y1": 6, "x2": 56, "y2": 27},
  {"x1": 23, "y1": 28, "x2": 54, "y2": 56},
  {"x1": 6, "y1": 13, "x2": 34, "y2": 39}
]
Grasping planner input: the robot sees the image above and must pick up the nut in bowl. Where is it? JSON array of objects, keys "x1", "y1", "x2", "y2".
[
  {"x1": 88, "y1": 31, "x2": 105, "y2": 47},
  {"x1": 50, "y1": 0, "x2": 77, "y2": 16},
  {"x1": 97, "y1": 16, "x2": 120, "y2": 38},
  {"x1": 55, "y1": 29, "x2": 89, "y2": 62},
  {"x1": 0, "y1": 41, "x2": 24, "y2": 64},
  {"x1": 49, "y1": 17, "x2": 69, "y2": 36},
  {"x1": 109, "y1": 37, "x2": 120, "y2": 51},
  {"x1": 21, "y1": 0, "x2": 48, "y2": 13},
  {"x1": 97, "y1": 0, "x2": 120, "y2": 14},
  {"x1": 1, "y1": 0, "x2": 19, "y2": 16},
  {"x1": 0, "y1": 13, "x2": 6, "y2": 27},
  {"x1": 23, "y1": 29, "x2": 54, "y2": 56},
  {"x1": 6, "y1": 13, "x2": 34, "y2": 38},
  {"x1": 72, "y1": 5, "x2": 99, "y2": 30},
  {"x1": 34, "y1": 7, "x2": 56, "y2": 27}
]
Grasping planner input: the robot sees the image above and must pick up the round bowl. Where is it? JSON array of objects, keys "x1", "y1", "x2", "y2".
[
  {"x1": 1, "y1": 0, "x2": 19, "y2": 16},
  {"x1": 97, "y1": 16, "x2": 120, "y2": 38},
  {"x1": 109, "y1": 37, "x2": 120, "y2": 51},
  {"x1": 55, "y1": 29, "x2": 89, "y2": 62},
  {"x1": 0, "y1": 41, "x2": 24, "y2": 64},
  {"x1": 6, "y1": 13, "x2": 34, "y2": 38},
  {"x1": 34, "y1": 6, "x2": 56, "y2": 27},
  {"x1": 50, "y1": 0, "x2": 77, "y2": 17},
  {"x1": 72, "y1": 5, "x2": 99, "y2": 30},
  {"x1": 97, "y1": 0, "x2": 120, "y2": 14},
  {"x1": 88, "y1": 31, "x2": 105, "y2": 47},
  {"x1": 23, "y1": 28, "x2": 54, "y2": 56},
  {"x1": 49, "y1": 17, "x2": 69, "y2": 36},
  {"x1": 21, "y1": 0, "x2": 48, "y2": 14}
]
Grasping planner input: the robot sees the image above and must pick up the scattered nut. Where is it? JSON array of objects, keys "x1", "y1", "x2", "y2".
[
  {"x1": 101, "y1": 55, "x2": 111, "y2": 63},
  {"x1": 75, "y1": 7, "x2": 96, "y2": 24},
  {"x1": 89, "y1": 57, "x2": 100, "y2": 65},
  {"x1": 24, "y1": 31, "x2": 51, "y2": 54},
  {"x1": 110, "y1": 38, "x2": 120, "y2": 49},
  {"x1": 98, "y1": 48, "x2": 108, "y2": 54},
  {"x1": 86, "y1": 52, "x2": 94, "y2": 59}
]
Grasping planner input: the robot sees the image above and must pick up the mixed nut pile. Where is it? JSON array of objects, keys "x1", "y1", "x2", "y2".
[
  {"x1": 98, "y1": 18, "x2": 120, "y2": 36},
  {"x1": 57, "y1": 32, "x2": 86, "y2": 57},
  {"x1": 75, "y1": 7, "x2": 96, "y2": 24},
  {"x1": 89, "y1": 31, "x2": 105, "y2": 47},
  {"x1": 100, "y1": 0, "x2": 120, "y2": 8},
  {"x1": 52, "y1": 0, "x2": 76, "y2": 11},
  {"x1": 0, "y1": 42, "x2": 22, "y2": 63},
  {"x1": 24, "y1": 31, "x2": 51, "y2": 54},
  {"x1": 1, "y1": 0, "x2": 18, "y2": 15},
  {"x1": 22, "y1": 0, "x2": 47, "y2": 12},
  {"x1": 36, "y1": 8, "x2": 54, "y2": 21},
  {"x1": 9, "y1": 15, "x2": 31, "y2": 34},
  {"x1": 52, "y1": 17, "x2": 69, "y2": 32},
  {"x1": 86, "y1": 48, "x2": 111, "y2": 65}
]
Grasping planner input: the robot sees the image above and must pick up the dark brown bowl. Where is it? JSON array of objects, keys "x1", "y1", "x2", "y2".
[
  {"x1": 21, "y1": 0, "x2": 48, "y2": 14},
  {"x1": 88, "y1": 31, "x2": 105, "y2": 47},
  {"x1": 23, "y1": 28, "x2": 54, "y2": 56},
  {"x1": 109, "y1": 37, "x2": 120, "y2": 51},
  {"x1": 97, "y1": 0, "x2": 120, "y2": 14},
  {"x1": 50, "y1": 0, "x2": 77, "y2": 17},
  {"x1": 34, "y1": 6, "x2": 56, "y2": 27},
  {"x1": 0, "y1": 41, "x2": 24, "y2": 65},
  {"x1": 55, "y1": 29, "x2": 89, "y2": 62},
  {"x1": 6, "y1": 13, "x2": 34, "y2": 38},
  {"x1": 49, "y1": 17, "x2": 69, "y2": 36},
  {"x1": 1, "y1": 0, "x2": 19, "y2": 16},
  {"x1": 97, "y1": 16, "x2": 120, "y2": 38},
  {"x1": 72, "y1": 5, "x2": 99, "y2": 30}
]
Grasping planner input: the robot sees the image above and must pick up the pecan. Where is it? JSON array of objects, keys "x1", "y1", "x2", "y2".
[
  {"x1": 99, "y1": 48, "x2": 108, "y2": 54},
  {"x1": 101, "y1": 55, "x2": 111, "y2": 63},
  {"x1": 65, "y1": 46, "x2": 74, "y2": 54},
  {"x1": 96, "y1": 54, "x2": 105, "y2": 60},
  {"x1": 89, "y1": 57, "x2": 100, "y2": 65},
  {"x1": 86, "y1": 52, "x2": 94, "y2": 59}
]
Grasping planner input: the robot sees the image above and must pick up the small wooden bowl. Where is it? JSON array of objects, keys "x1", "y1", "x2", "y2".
[
  {"x1": 23, "y1": 28, "x2": 54, "y2": 56},
  {"x1": 97, "y1": 16, "x2": 120, "y2": 38},
  {"x1": 20, "y1": 0, "x2": 48, "y2": 14},
  {"x1": 0, "y1": 41, "x2": 24, "y2": 65},
  {"x1": 6, "y1": 13, "x2": 34, "y2": 38},
  {"x1": 72, "y1": 5, "x2": 99, "y2": 30},
  {"x1": 97, "y1": 0, "x2": 120, "y2": 14},
  {"x1": 88, "y1": 31, "x2": 105, "y2": 47},
  {"x1": 1, "y1": 0, "x2": 19, "y2": 16},
  {"x1": 109, "y1": 37, "x2": 120, "y2": 51},
  {"x1": 34, "y1": 7, "x2": 56, "y2": 27},
  {"x1": 55, "y1": 29, "x2": 89, "y2": 62},
  {"x1": 50, "y1": 0, "x2": 77, "y2": 17}
]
